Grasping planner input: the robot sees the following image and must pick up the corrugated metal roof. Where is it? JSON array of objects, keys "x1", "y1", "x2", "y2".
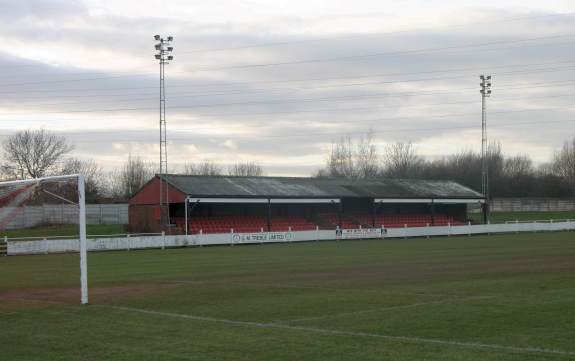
[{"x1": 160, "y1": 175, "x2": 483, "y2": 199}]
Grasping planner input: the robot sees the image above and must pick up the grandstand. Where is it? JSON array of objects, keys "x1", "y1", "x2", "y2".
[{"x1": 129, "y1": 175, "x2": 483, "y2": 234}]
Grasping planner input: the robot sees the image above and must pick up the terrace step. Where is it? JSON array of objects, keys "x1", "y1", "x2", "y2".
[{"x1": 0, "y1": 242, "x2": 7, "y2": 256}]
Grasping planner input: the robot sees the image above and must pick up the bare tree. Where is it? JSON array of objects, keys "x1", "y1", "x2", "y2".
[
  {"x1": 503, "y1": 155, "x2": 533, "y2": 178},
  {"x1": 0, "y1": 165, "x2": 18, "y2": 181},
  {"x1": 318, "y1": 132, "x2": 380, "y2": 178},
  {"x1": 485, "y1": 141, "x2": 504, "y2": 195},
  {"x1": 183, "y1": 160, "x2": 223, "y2": 176},
  {"x1": 552, "y1": 137, "x2": 575, "y2": 186},
  {"x1": 2, "y1": 129, "x2": 73, "y2": 179},
  {"x1": 499, "y1": 154, "x2": 535, "y2": 196},
  {"x1": 59, "y1": 158, "x2": 104, "y2": 202},
  {"x1": 228, "y1": 162, "x2": 264, "y2": 176},
  {"x1": 419, "y1": 142, "x2": 504, "y2": 193},
  {"x1": 325, "y1": 136, "x2": 355, "y2": 178},
  {"x1": 356, "y1": 131, "x2": 379, "y2": 178},
  {"x1": 109, "y1": 155, "x2": 154, "y2": 200},
  {"x1": 422, "y1": 150, "x2": 481, "y2": 190},
  {"x1": 382, "y1": 141, "x2": 424, "y2": 178},
  {"x1": 314, "y1": 168, "x2": 330, "y2": 178}
]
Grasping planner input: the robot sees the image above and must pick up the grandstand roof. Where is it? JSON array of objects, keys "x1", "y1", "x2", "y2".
[{"x1": 157, "y1": 174, "x2": 483, "y2": 199}]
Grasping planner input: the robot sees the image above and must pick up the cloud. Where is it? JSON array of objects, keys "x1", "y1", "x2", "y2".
[
  {"x1": 0, "y1": 0, "x2": 86, "y2": 20},
  {"x1": 0, "y1": 2, "x2": 574, "y2": 175},
  {"x1": 222, "y1": 139, "x2": 238, "y2": 150}
]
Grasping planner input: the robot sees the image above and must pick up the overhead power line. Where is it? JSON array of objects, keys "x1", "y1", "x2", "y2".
[
  {"x1": 2, "y1": 93, "x2": 571, "y2": 124},
  {"x1": 7, "y1": 65, "x2": 575, "y2": 109},
  {"x1": 2, "y1": 115, "x2": 573, "y2": 142},
  {"x1": 180, "y1": 34, "x2": 575, "y2": 74},
  {"x1": 2, "y1": 33, "x2": 573, "y2": 88},
  {"x1": 2, "y1": 78, "x2": 575, "y2": 116},
  {"x1": 178, "y1": 13, "x2": 572, "y2": 53},
  {"x1": 1, "y1": 12, "x2": 569, "y2": 74},
  {"x1": 2, "y1": 64, "x2": 575, "y2": 112},
  {"x1": 2, "y1": 58, "x2": 574, "y2": 98}
]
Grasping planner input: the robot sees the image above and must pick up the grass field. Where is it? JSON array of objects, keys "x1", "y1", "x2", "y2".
[{"x1": 1, "y1": 232, "x2": 575, "y2": 360}]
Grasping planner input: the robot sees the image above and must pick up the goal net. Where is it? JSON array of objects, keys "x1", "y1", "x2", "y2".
[{"x1": 0, "y1": 174, "x2": 88, "y2": 304}]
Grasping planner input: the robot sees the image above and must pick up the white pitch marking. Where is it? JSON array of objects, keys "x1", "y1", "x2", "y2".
[
  {"x1": 0, "y1": 312, "x2": 18, "y2": 316},
  {"x1": 283, "y1": 300, "x2": 449, "y2": 323},
  {"x1": 101, "y1": 305, "x2": 575, "y2": 358},
  {"x1": 282, "y1": 295, "x2": 496, "y2": 324}
]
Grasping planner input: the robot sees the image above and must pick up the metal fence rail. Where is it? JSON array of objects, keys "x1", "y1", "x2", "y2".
[
  {"x1": 4, "y1": 233, "x2": 161, "y2": 242},
  {"x1": 491, "y1": 198, "x2": 575, "y2": 212}
]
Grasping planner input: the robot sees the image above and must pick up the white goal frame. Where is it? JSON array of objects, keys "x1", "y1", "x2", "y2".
[{"x1": 0, "y1": 174, "x2": 88, "y2": 304}]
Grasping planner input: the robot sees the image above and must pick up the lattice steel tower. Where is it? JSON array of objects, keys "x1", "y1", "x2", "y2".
[
  {"x1": 154, "y1": 35, "x2": 174, "y2": 228},
  {"x1": 480, "y1": 74, "x2": 492, "y2": 222}
]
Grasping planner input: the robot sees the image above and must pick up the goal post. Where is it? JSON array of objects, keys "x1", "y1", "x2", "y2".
[
  {"x1": 78, "y1": 174, "x2": 88, "y2": 305},
  {"x1": 0, "y1": 174, "x2": 88, "y2": 304}
]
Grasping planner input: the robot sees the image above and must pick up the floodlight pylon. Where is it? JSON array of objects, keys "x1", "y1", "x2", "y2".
[
  {"x1": 154, "y1": 35, "x2": 174, "y2": 230},
  {"x1": 480, "y1": 74, "x2": 492, "y2": 224}
]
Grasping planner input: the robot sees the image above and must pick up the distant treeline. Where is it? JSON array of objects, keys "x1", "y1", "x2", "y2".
[
  {"x1": 1, "y1": 129, "x2": 574, "y2": 202},
  {"x1": 315, "y1": 132, "x2": 575, "y2": 198}
]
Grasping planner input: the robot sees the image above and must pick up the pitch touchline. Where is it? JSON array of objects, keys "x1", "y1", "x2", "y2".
[{"x1": 101, "y1": 305, "x2": 575, "y2": 357}]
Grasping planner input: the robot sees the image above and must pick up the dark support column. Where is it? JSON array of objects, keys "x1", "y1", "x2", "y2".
[
  {"x1": 482, "y1": 200, "x2": 488, "y2": 224},
  {"x1": 371, "y1": 200, "x2": 376, "y2": 228},
  {"x1": 186, "y1": 201, "x2": 189, "y2": 233},
  {"x1": 267, "y1": 199, "x2": 271, "y2": 232},
  {"x1": 430, "y1": 200, "x2": 436, "y2": 226},
  {"x1": 338, "y1": 202, "x2": 343, "y2": 229},
  {"x1": 188, "y1": 200, "x2": 200, "y2": 233}
]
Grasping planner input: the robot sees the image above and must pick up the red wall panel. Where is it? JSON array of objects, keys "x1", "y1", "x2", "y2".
[
  {"x1": 128, "y1": 205, "x2": 162, "y2": 233},
  {"x1": 129, "y1": 177, "x2": 187, "y2": 205}
]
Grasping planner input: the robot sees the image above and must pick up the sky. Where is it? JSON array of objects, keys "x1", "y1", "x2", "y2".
[{"x1": 1, "y1": 0, "x2": 574, "y2": 176}]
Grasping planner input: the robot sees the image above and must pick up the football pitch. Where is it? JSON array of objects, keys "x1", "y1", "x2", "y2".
[{"x1": 1, "y1": 232, "x2": 575, "y2": 360}]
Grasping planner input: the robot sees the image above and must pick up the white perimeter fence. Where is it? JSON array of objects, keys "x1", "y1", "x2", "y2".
[
  {"x1": 491, "y1": 198, "x2": 575, "y2": 212},
  {"x1": 6, "y1": 220, "x2": 575, "y2": 256},
  {"x1": 466, "y1": 198, "x2": 575, "y2": 213}
]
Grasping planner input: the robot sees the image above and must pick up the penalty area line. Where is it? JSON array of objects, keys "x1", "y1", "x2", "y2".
[{"x1": 100, "y1": 304, "x2": 575, "y2": 357}]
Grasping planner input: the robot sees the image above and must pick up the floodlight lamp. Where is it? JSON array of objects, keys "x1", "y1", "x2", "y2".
[
  {"x1": 487, "y1": 82, "x2": 491, "y2": 87},
  {"x1": 155, "y1": 44, "x2": 161, "y2": 50},
  {"x1": 486, "y1": 76, "x2": 491, "y2": 80},
  {"x1": 167, "y1": 36, "x2": 173, "y2": 41},
  {"x1": 167, "y1": 47, "x2": 173, "y2": 51},
  {"x1": 480, "y1": 75, "x2": 485, "y2": 79},
  {"x1": 155, "y1": 54, "x2": 161, "y2": 59},
  {"x1": 168, "y1": 55, "x2": 173, "y2": 60},
  {"x1": 154, "y1": 35, "x2": 160, "y2": 40}
]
